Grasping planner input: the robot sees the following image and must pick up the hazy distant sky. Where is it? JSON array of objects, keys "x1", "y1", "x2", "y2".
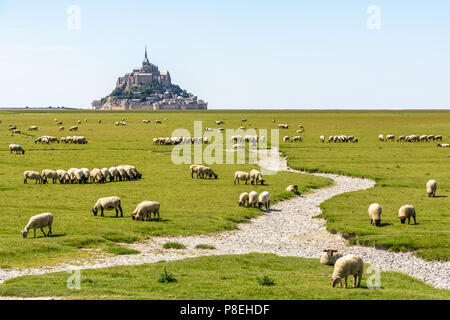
[{"x1": 0, "y1": 0, "x2": 449, "y2": 109}]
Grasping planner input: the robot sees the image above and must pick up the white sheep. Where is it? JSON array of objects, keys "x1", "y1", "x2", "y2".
[
  {"x1": 249, "y1": 169, "x2": 264, "y2": 185},
  {"x1": 234, "y1": 171, "x2": 250, "y2": 184},
  {"x1": 378, "y1": 134, "x2": 384, "y2": 142},
  {"x1": 437, "y1": 143, "x2": 449, "y2": 148},
  {"x1": 320, "y1": 249, "x2": 344, "y2": 266},
  {"x1": 286, "y1": 185, "x2": 298, "y2": 193},
  {"x1": 21, "y1": 212, "x2": 53, "y2": 238},
  {"x1": 92, "y1": 196, "x2": 123, "y2": 217},
  {"x1": 283, "y1": 136, "x2": 289, "y2": 142},
  {"x1": 24, "y1": 171, "x2": 44, "y2": 184},
  {"x1": 398, "y1": 204, "x2": 417, "y2": 225},
  {"x1": 101, "y1": 167, "x2": 112, "y2": 181},
  {"x1": 41, "y1": 169, "x2": 59, "y2": 184},
  {"x1": 108, "y1": 167, "x2": 120, "y2": 182},
  {"x1": 386, "y1": 134, "x2": 395, "y2": 141},
  {"x1": 90, "y1": 168, "x2": 104, "y2": 183},
  {"x1": 131, "y1": 201, "x2": 160, "y2": 221},
  {"x1": 258, "y1": 191, "x2": 270, "y2": 209},
  {"x1": 426, "y1": 179, "x2": 437, "y2": 197},
  {"x1": 9, "y1": 144, "x2": 25, "y2": 154},
  {"x1": 329, "y1": 254, "x2": 363, "y2": 288},
  {"x1": 320, "y1": 136, "x2": 325, "y2": 143},
  {"x1": 368, "y1": 203, "x2": 382, "y2": 226},
  {"x1": 248, "y1": 191, "x2": 258, "y2": 207},
  {"x1": 56, "y1": 169, "x2": 71, "y2": 184},
  {"x1": 238, "y1": 192, "x2": 249, "y2": 207}
]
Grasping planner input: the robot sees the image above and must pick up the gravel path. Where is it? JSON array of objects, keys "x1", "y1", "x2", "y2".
[{"x1": 1, "y1": 153, "x2": 449, "y2": 294}]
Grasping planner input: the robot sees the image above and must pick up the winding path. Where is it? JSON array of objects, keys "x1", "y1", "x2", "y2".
[{"x1": 1, "y1": 154, "x2": 449, "y2": 292}]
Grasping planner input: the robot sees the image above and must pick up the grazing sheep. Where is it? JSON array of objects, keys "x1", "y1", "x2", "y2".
[
  {"x1": 28, "y1": 126, "x2": 38, "y2": 131},
  {"x1": 58, "y1": 126, "x2": 65, "y2": 131},
  {"x1": 320, "y1": 249, "x2": 344, "y2": 266},
  {"x1": 286, "y1": 185, "x2": 298, "y2": 193},
  {"x1": 248, "y1": 191, "x2": 258, "y2": 207},
  {"x1": 238, "y1": 192, "x2": 249, "y2": 207},
  {"x1": 69, "y1": 126, "x2": 78, "y2": 131},
  {"x1": 155, "y1": 120, "x2": 162, "y2": 124},
  {"x1": 426, "y1": 179, "x2": 437, "y2": 197},
  {"x1": 283, "y1": 136, "x2": 289, "y2": 142},
  {"x1": 437, "y1": 143, "x2": 450, "y2": 148},
  {"x1": 131, "y1": 201, "x2": 160, "y2": 221},
  {"x1": 56, "y1": 169, "x2": 71, "y2": 184},
  {"x1": 258, "y1": 191, "x2": 270, "y2": 209},
  {"x1": 190, "y1": 165, "x2": 200, "y2": 179},
  {"x1": 41, "y1": 169, "x2": 59, "y2": 184},
  {"x1": 352, "y1": 137, "x2": 358, "y2": 143},
  {"x1": 80, "y1": 168, "x2": 91, "y2": 181},
  {"x1": 249, "y1": 169, "x2": 264, "y2": 185},
  {"x1": 215, "y1": 120, "x2": 224, "y2": 125},
  {"x1": 108, "y1": 167, "x2": 120, "y2": 182},
  {"x1": 278, "y1": 124, "x2": 289, "y2": 129},
  {"x1": 24, "y1": 171, "x2": 44, "y2": 184},
  {"x1": 398, "y1": 205, "x2": 417, "y2": 225},
  {"x1": 435, "y1": 135, "x2": 443, "y2": 141},
  {"x1": 368, "y1": 203, "x2": 382, "y2": 226},
  {"x1": 397, "y1": 136, "x2": 406, "y2": 142},
  {"x1": 101, "y1": 168, "x2": 112, "y2": 181},
  {"x1": 234, "y1": 171, "x2": 250, "y2": 184},
  {"x1": 329, "y1": 254, "x2": 363, "y2": 288},
  {"x1": 90, "y1": 168, "x2": 104, "y2": 183},
  {"x1": 9, "y1": 144, "x2": 25, "y2": 154},
  {"x1": 290, "y1": 136, "x2": 302, "y2": 143},
  {"x1": 21, "y1": 213, "x2": 53, "y2": 238},
  {"x1": 116, "y1": 165, "x2": 130, "y2": 181},
  {"x1": 386, "y1": 135, "x2": 395, "y2": 141},
  {"x1": 320, "y1": 136, "x2": 325, "y2": 143},
  {"x1": 12, "y1": 129, "x2": 21, "y2": 134},
  {"x1": 77, "y1": 120, "x2": 81, "y2": 124},
  {"x1": 378, "y1": 134, "x2": 384, "y2": 142},
  {"x1": 92, "y1": 196, "x2": 123, "y2": 217}
]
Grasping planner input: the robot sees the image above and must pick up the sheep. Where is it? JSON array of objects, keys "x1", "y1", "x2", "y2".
[
  {"x1": 21, "y1": 212, "x2": 53, "y2": 239},
  {"x1": 352, "y1": 138, "x2": 358, "y2": 143},
  {"x1": 28, "y1": 126, "x2": 38, "y2": 131},
  {"x1": 116, "y1": 165, "x2": 130, "y2": 181},
  {"x1": 278, "y1": 124, "x2": 288, "y2": 129},
  {"x1": 202, "y1": 167, "x2": 218, "y2": 179},
  {"x1": 215, "y1": 120, "x2": 224, "y2": 125},
  {"x1": 98, "y1": 120, "x2": 102, "y2": 124},
  {"x1": 101, "y1": 167, "x2": 112, "y2": 181},
  {"x1": 368, "y1": 203, "x2": 382, "y2": 226},
  {"x1": 57, "y1": 121, "x2": 63, "y2": 125},
  {"x1": 435, "y1": 135, "x2": 443, "y2": 141},
  {"x1": 92, "y1": 196, "x2": 123, "y2": 217},
  {"x1": 286, "y1": 185, "x2": 298, "y2": 193},
  {"x1": 290, "y1": 136, "x2": 302, "y2": 143},
  {"x1": 398, "y1": 205, "x2": 417, "y2": 225},
  {"x1": 190, "y1": 165, "x2": 200, "y2": 179},
  {"x1": 249, "y1": 169, "x2": 264, "y2": 185},
  {"x1": 234, "y1": 171, "x2": 250, "y2": 184},
  {"x1": 245, "y1": 191, "x2": 258, "y2": 207},
  {"x1": 258, "y1": 191, "x2": 270, "y2": 209},
  {"x1": 131, "y1": 201, "x2": 160, "y2": 221},
  {"x1": 320, "y1": 249, "x2": 344, "y2": 266},
  {"x1": 59, "y1": 126, "x2": 65, "y2": 131},
  {"x1": 155, "y1": 120, "x2": 162, "y2": 124},
  {"x1": 238, "y1": 192, "x2": 249, "y2": 207},
  {"x1": 121, "y1": 165, "x2": 142, "y2": 180},
  {"x1": 108, "y1": 167, "x2": 120, "y2": 182},
  {"x1": 41, "y1": 169, "x2": 59, "y2": 184},
  {"x1": 320, "y1": 136, "x2": 325, "y2": 143},
  {"x1": 397, "y1": 135, "x2": 406, "y2": 142},
  {"x1": 386, "y1": 134, "x2": 395, "y2": 141},
  {"x1": 12, "y1": 129, "x2": 21, "y2": 134},
  {"x1": 80, "y1": 168, "x2": 91, "y2": 181},
  {"x1": 67, "y1": 168, "x2": 78, "y2": 183},
  {"x1": 74, "y1": 169, "x2": 88, "y2": 184},
  {"x1": 283, "y1": 136, "x2": 289, "y2": 142},
  {"x1": 90, "y1": 168, "x2": 104, "y2": 183},
  {"x1": 9, "y1": 144, "x2": 25, "y2": 154},
  {"x1": 378, "y1": 134, "x2": 384, "y2": 142},
  {"x1": 69, "y1": 126, "x2": 78, "y2": 131},
  {"x1": 437, "y1": 143, "x2": 450, "y2": 148},
  {"x1": 56, "y1": 169, "x2": 71, "y2": 184},
  {"x1": 8, "y1": 125, "x2": 16, "y2": 131},
  {"x1": 24, "y1": 171, "x2": 44, "y2": 184},
  {"x1": 77, "y1": 120, "x2": 81, "y2": 124},
  {"x1": 328, "y1": 135, "x2": 334, "y2": 143},
  {"x1": 329, "y1": 254, "x2": 363, "y2": 288},
  {"x1": 426, "y1": 179, "x2": 437, "y2": 197}
]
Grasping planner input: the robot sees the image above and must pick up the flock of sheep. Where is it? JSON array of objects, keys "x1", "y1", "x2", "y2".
[
  {"x1": 379, "y1": 134, "x2": 443, "y2": 143},
  {"x1": 23, "y1": 165, "x2": 142, "y2": 184}
]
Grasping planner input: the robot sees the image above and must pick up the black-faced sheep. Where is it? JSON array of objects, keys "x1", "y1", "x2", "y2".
[
  {"x1": 320, "y1": 249, "x2": 344, "y2": 266},
  {"x1": 398, "y1": 204, "x2": 416, "y2": 225},
  {"x1": 239, "y1": 192, "x2": 249, "y2": 207},
  {"x1": 9, "y1": 144, "x2": 25, "y2": 154},
  {"x1": 24, "y1": 171, "x2": 44, "y2": 184},
  {"x1": 249, "y1": 169, "x2": 264, "y2": 185},
  {"x1": 368, "y1": 203, "x2": 382, "y2": 226},
  {"x1": 248, "y1": 191, "x2": 258, "y2": 207},
  {"x1": 258, "y1": 191, "x2": 270, "y2": 210}
]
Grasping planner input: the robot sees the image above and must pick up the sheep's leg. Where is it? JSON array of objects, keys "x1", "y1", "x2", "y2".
[
  {"x1": 119, "y1": 205, "x2": 123, "y2": 217},
  {"x1": 101, "y1": 208, "x2": 104, "y2": 217},
  {"x1": 353, "y1": 274, "x2": 357, "y2": 287},
  {"x1": 41, "y1": 228, "x2": 47, "y2": 237},
  {"x1": 48, "y1": 224, "x2": 52, "y2": 236},
  {"x1": 115, "y1": 208, "x2": 119, "y2": 217},
  {"x1": 344, "y1": 277, "x2": 348, "y2": 288},
  {"x1": 33, "y1": 229, "x2": 36, "y2": 238},
  {"x1": 413, "y1": 216, "x2": 416, "y2": 225},
  {"x1": 357, "y1": 272, "x2": 362, "y2": 287}
]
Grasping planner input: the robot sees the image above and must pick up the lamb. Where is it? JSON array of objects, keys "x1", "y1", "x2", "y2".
[
  {"x1": 92, "y1": 196, "x2": 123, "y2": 217},
  {"x1": 41, "y1": 169, "x2": 59, "y2": 184},
  {"x1": 21, "y1": 212, "x2": 53, "y2": 238},
  {"x1": 234, "y1": 171, "x2": 250, "y2": 184},
  {"x1": 248, "y1": 191, "x2": 258, "y2": 207},
  {"x1": 238, "y1": 192, "x2": 249, "y2": 207},
  {"x1": 320, "y1": 249, "x2": 344, "y2": 266},
  {"x1": 9, "y1": 144, "x2": 25, "y2": 154},
  {"x1": 258, "y1": 191, "x2": 270, "y2": 209},
  {"x1": 329, "y1": 254, "x2": 363, "y2": 288},
  {"x1": 368, "y1": 203, "x2": 382, "y2": 226},
  {"x1": 131, "y1": 201, "x2": 160, "y2": 221},
  {"x1": 249, "y1": 169, "x2": 264, "y2": 185},
  {"x1": 286, "y1": 185, "x2": 298, "y2": 193},
  {"x1": 426, "y1": 179, "x2": 437, "y2": 197},
  {"x1": 24, "y1": 171, "x2": 44, "y2": 184},
  {"x1": 398, "y1": 205, "x2": 417, "y2": 225}
]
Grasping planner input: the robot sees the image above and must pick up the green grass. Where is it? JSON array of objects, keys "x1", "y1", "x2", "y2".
[
  {"x1": 195, "y1": 244, "x2": 216, "y2": 250},
  {"x1": 0, "y1": 253, "x2": 448, "y2": 300},
  {"x1": 0, "y1": 110, "x2": 331, "y2": 267},
  {"x1": 106, "y1": 247, "x2": 140, "y2": 255},
  {"x1": 163, "y1": 242, "x2": 186, "y2": 250}
]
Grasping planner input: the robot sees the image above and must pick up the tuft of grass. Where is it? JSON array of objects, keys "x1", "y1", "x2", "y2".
[
  {"x1": 157, "y1": 268, "x2": 177, "y2": 284},
  {"x1": 163, "y1": 242, "x2": 186, "y2": 249},
  {"x1": 106, "y1": 247, "x2": 140, "y2": 255},
  {"x1": 257, "y1": 275, "x2": 275, "y2": 286},
  {"x1": 195, "y1": 244, "x2": 215, "y2": 250}
]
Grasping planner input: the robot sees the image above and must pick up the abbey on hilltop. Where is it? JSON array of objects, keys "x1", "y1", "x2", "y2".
[{"x1": 92, "y1": 47, "x2": 207, "y2": 110}]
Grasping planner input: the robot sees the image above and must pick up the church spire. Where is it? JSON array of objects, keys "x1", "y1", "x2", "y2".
[{"x1": 145, "y1": 45, "x2": 148, "y2": 59}]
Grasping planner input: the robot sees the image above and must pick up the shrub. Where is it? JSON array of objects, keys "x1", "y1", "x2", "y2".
[
  {"x1": 163, "y1": 242, "x2": 186, "y2": 249},
  {"x1": 195, "y1": 244, "x2": 215, "y2": 250},
  {"x1": 157, "y1": 268, "x2": 177, "y2": 284},
  {"x1": 257, "y1": 275, "x2": 275, "y2": 286}
]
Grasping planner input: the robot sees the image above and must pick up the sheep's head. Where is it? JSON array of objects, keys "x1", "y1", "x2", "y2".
[
  {"x1": 374, "y1": 219, "x2": 381, "y2": 226},
  {"x1": 22, "y1": 150, "x2": 25, "y2": 154},
  {"x1": 323, "y1": 249, "x2": 338, "y2": 257},
  {"x1": 92, "y1": 207, "x2": 98, "y2": 216},
  {"x1": 329, "y1": 275, "x2": 341, "y2": 287},
  {"x1": 399, "y1": 217, "x2": 406, "y2": 224},
  {"x1": 21, "y1": 229, "x2": 29, "y2": 239}
]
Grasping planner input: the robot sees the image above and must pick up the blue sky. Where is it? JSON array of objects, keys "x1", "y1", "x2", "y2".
[{"x1": 0, "y1": 0, "x2": 449, "y2": 109}]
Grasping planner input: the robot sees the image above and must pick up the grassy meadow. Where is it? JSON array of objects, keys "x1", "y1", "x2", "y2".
[{"x1": 0, "y1": 253, "x2": 448, "y2": 300}]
